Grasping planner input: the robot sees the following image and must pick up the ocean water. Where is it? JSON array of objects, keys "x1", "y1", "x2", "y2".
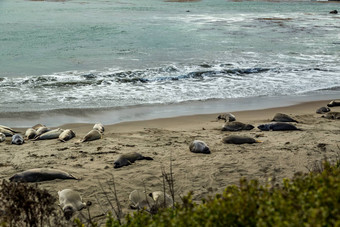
[{"x1": 0, "y1": 0, "x2": 339, "y2": 125}]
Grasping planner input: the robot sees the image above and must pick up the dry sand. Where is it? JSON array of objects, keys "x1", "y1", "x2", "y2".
[{"x1": 0, "y1": 99, "x2": 339, "y2": 223}]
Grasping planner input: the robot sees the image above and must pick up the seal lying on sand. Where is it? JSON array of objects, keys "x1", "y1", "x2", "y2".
[
  {"x1": 272, "y1": 113, "x2": 298, "y2": 123},
  {"x1": 32, "y1": 124, "x2": 46, "y2": 130},
  {"x1": 327, "y1": 100, "x2": 340, "y2": 107},
  {"x1": 59, "y1": 129, "x2": 76, "y2": 142},
  {"x1": 9, "y1": 168, "x2": 77, "y2": 182},
  {"x1": 114, "y1": 152, "x2": 153, "y2": 168},
  {"x1": 150, "y1": 191, "x2": 173, "y2": 208},
  {"x1": 189, "y1": 140, "x2": 211, "y2": 154},
  {"x1": 93, "y1": 123, "x2": 104, "y2": 133},
  {"x1": 11, "y1": 134, "x2": 24, "y2": 145},
  {"x1": 0, "y1": 133, "x2": 6, "y2": 142},
  {"x1": 35, "y1": 126, "x2": 50, "y2": 137},
  {"x1": 25, "y1": 128, "x2": 37, "y2": 139},
  {"x1": 217, "y1": 113, "x2": 236, "y2": 122},
  {"x1": 0, "y1": 125, "x2": 20, "y2": 137},
  {"x1": 58, "y1": 189, "x2": 87, "y2": 220},
  {"x1": 129, "y1": 190, "x2": 155, "y2": 210},
  {"x1": 222, "y1": 135, "x2": 261, "y2": 144},
  {"x1": 80, "y1": 129, "x2": 102, "y2": 142},
  {"x1": 34, "y1": 128, "x2": 64, "y2": 140},
  {"x1": 316, "y1": 107, "x2": 331, "y2": 114},
  {"x1": 322, "y1": 112, "x2": 340, "y2": 120},
  {"x1": 222, "y1": 122, "x2": 254, "y2": 131},
  {"x1": 258, "y1": 123, "x2": 300, "y2": 131}
]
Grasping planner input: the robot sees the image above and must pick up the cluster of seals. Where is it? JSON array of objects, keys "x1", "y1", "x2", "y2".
[
  {"x1": 222, "y1": 121, "x2": 254, "y2": 131},
  {"x1": 322, "y1": 112, "x2": 340, "y2": 120},
  {"x1": 316, "y1": 107, "x2": 331, "y2": 114},
  {"x1": 258, "y1": 123, "x2": 300, "y2": 131},
  {"x1": 9, "y1": 168, "x2": 77, "y2": 182},
  {"x1": 217, "y1": 113, "x2": 236, "y2": 122},
  {"x1": 58, "y1": 189, "x2": 87, "y2": 220},
  {"x1": 11, "y1": 134, "x2": 24, "y2": 145},
  {"x1": 114, "y1": 152, "x2": 153, "y2": 168},
  {"x1": 222, "y1": 135, "x2": 261, "y2": 145},
  {"x1": 272, "y1": 113, "x2": 298, "y2": 123},
  {"x1": 189, "y1": 140, "x2": 211, "y2": 154}
]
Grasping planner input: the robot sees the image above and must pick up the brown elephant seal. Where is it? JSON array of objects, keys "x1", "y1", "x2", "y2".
[
  {"x1": 0, "y1": 125, "x2": 20, "y2": 137},
  {"x1": 129, "y1": 190, "x2": 155, "y2": 210},
  {"x1": 327, "y1": 100, "x2": 340, "y2": 107},
  {"x1": 189, "y1": 140, "x2": 211, "y2": 154},
  {"x1": 11, "y1": 134, "x2": 24, "y2": 145},
  {"x1": 272, "y1": 113, "x2": 298, "y2": 123},
  {"x1": 217, "y1": 113, "x2": 236, "y2": 122},
  {"x1": 0, "y1": 133, "x2": 5, "y2": 142},
  {"x1": 93, "y1": 123, "x2": 104, "y2": 133},
  {"x1": 34, "y1": 128, "x2": 64, "y2": 140},
  {"x1": 150, "y1": 191, "x2": 173, "y2": 208},
  {"x1": 322, "y1": 112, "x2": 340, "y2": 120},
  {"x1": 114, "y1": 152, "x2": 153, "y2": 168},
  {"x1": 9, "y1": 168, "x2": 77, "y2": 182},
  {"x1": 25, "y1": 128, "x2": 37, "y2": 139},
  {"x1": 58, "y1": 189, "x2": 87, "y2": 220},
  {"x1": 59, "y1": 129, "x2": 76, "y2": 142},
  {"x1": 222, "y1": 121, "x2": 254, "y2": 131},
  {"x1": 222, "y1": 135, "x2": 261, "y2": 144},
  {"x1": 316, "y1": 107, "x2": 331, "y2": 114},
  {"x1": 258, "y1": 123, "x2": 300, "y2": 131},
  {"x1": 35, "y1": 126, "x2": 50, "y2": 137},
  {"x1": 80, "y1": 129, "x2": 102, "y2": 142}
]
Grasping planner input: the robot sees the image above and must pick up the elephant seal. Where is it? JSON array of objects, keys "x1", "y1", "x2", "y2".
[
  {"x1": 11, "y1": 134, "x2": 24, "y2": 145},
  {"x1": 114, "y1": 152, "x2": 153, "y2": 168},
  {"x1": 80, "y1": 129, "x2": 102, "y2": 142},
  {"x1": 316, "y1": 107, "x2": 331, "y2": 114},
  {"x1": 272, "y1": 113, "x2": 298, "y2": 123},
  {"x1": 222, "y1": 135, "x2": 261, "y2": 144},
  {"x1": 0, "y1": 125, "x2": 20, "y2": 137},
  {"x1": 327, "y1": 100, "x2": 340, "y2": 107},
  {"x1": 258, "y1": 123, "x2": 300, "y2": 131},
  {"x1": 129, "y1": 190, "x2": 155, "y2": 210},
  {"x1": 0, "y1": 133, "x2": 6, "y2": 142},
  {"x1": 217, "y1": 113, "x2": 236, "y2": 122},
  {"x1": 189, "y1": 140, "x2": 211, "y2": 154},
  {"x1": 32, "y1": 124, "x2": 46, "y2": 130},
  {"x1": 25, "y1": 128, "x2": 37, "y2": 139},
  {"x1": 59, "y1": 129, "x2": 76, "y2": 142},
  {"x1": 34, "y1": 128, "x2": 64, "y2": 140},
  {"x1": 58, "y1": 189, "x2": 87, "y2": 220},
  {"x1": 35, "y1": 126, "x2": 50, "y2": 137},
  {"x1": 222, "y1": 121, "x2": 254, "y2": 131},
  {"x1": 93, "y1": 123, "x2": 104, "y2": 133},
  {"x1": 9, "y1": 168, "x2": 77, "y2": 182},
  {"x1": 150, "y1": 191, "x2": 173, "y2": 208},
  {"x1": 322, "y1": 112, "x2": 340, "y2": 120}
]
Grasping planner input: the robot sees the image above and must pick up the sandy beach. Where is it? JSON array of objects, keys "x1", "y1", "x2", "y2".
[{"x1": 0, "y1": 99, "x2": 339, "y2": 223}]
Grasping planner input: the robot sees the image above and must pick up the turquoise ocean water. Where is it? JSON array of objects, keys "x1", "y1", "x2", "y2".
[{"x1": 0, "y1": 0, "x2": 339, "y2": 125}]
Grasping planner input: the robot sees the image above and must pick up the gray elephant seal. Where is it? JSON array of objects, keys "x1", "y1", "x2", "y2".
[
  {"x1": 217, "y1": 113, "x2": 236, "y2": 122},
  {"x1": 25, "y1": 128, "x2": 37, "y2": 139},
  {"x1": 272, "y1": 113, "x2": 298, "y2": 123},
  {"x1": 34, "y1": 128, "x2": 64, "y2": 140},
  {"x1": 258, "y1": 123, "x2": 300, "y2": 131},
  {"x1": 59, "y1": 129, "x2": 76, "y2": 142},
  {"x1": 9, "y1": 168, "x2": 77, "y2": 182},
  {"x1": 114, "y1": 152, "x2": 153, "y2": 168},
  {"x1": 11, "y1": 134, "x2": 24, "y2": 145},
  {"x1": 222, "y1": 135, "x2": 261, "y2": 144},
  {"x1": 0, "y1": 133, "x2": 6, "y2": 142},
  {"x1": 35, "y1": 126, "x2": 50, "y2": 137},
  {"x1": 129, "y1": 190, "x2": 155, "y2": 210},
  {"x1": 316, "y1": 107, "x2": 331, "y2": 114},
  {"x1": 189, "y1": 140, "x2": 211, "y2": 154},
  {"x1": 80, "y1": 129, "x2": 102, "y2": 142},
  {"x1": 58, "y1": 189, "x2": 87, "y2": 220},
  {"x1": 93, "y1": 123, "x2": 104, "y2": 133},
  {"x1": 322, "y1": 112, "x2": 340, "y2": 120},
  {"x1": 150, "y1": 191, "x2": 173, "y2": 208},
  {"x1": 222, "y1": 121, "x2": 254, "y2": 131},
  {"x1": 327, "y1": 100, "x2": 340, "y2": 107}
]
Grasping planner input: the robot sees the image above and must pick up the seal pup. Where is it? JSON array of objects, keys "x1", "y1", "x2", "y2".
[
  {"x1": 11, "y1": 134, "x2": 24, "y2": 145},
  {"x1": 217, "y1": 113, "x2": 236, "y2": 122},
  {"x1": 272, "y1": 113, "x2": 298, "y2": 123},
  {"x1": 0, "y1": 133, "x2": 6, "y2": 142},
  {"x1": 93, "y1": 123, "x2": 104, "y2": 133},
  {"x1": 25, "y1": 128, "x2": 37, "y2": 139},
  {"x1": 327, "y1": 100, "x2": 340, "y2": 107},
  {"x1": 80, "y1": 129, "x2": 102, "y2": 142},
  {"x1": 316, "y1": 107, "x2": 331, "y2": 114},
  {"x1": 129, "y1": 190, "x2": 155, "y2": 210},
  {"x1": 150, "y1": 191, "x2": 173, "y2": 208},
  {"x1": 322, "y1": 112, "x2": 340, "y2": 120},
  {"x1": 59, "y1": 129, "x2": 76, "y2": 142},
  {"x1": 58, "y1": 189, "x2": 87, "y2": 220},
  {"x1": 9, "y1": 168, "x2": 77, "y2": 182},
  {"x1": 34, "y1": 128, "x2": 64, "y2": 140},
  {"x1": 258, "y1": 123, "x2": 300, "y2": 131},
  {"x1": 222, "y1": 121, "x2": 254, "y2": 131},
  {"x1": 222, "y1": 135, "x2": 261, "y2": 144},
  {"x1": 114, "y1": 152, "x2": 153, "y2": 168},
  {"x1": 189, "y1": 140, "x2": 211, "y2": 154}
]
